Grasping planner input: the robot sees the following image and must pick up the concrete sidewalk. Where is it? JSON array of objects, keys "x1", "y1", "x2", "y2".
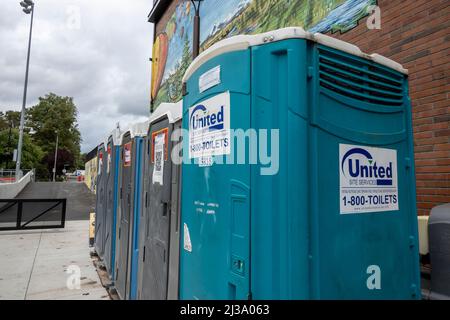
[{"x1": 0, "y1": 220, "x2": 109, "y2": 300}]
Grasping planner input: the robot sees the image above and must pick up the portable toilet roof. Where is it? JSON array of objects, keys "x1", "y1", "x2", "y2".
[
  {"x1": 149, "y1": 100, "x2": 183, "y2": 124},
  {"x1": 183, "y1": 27, "x2": 407, "y2": 83},
  {"x1": 131, "y1": 121, "x2": 150, "y2": 138},
  {"x1": 120, "y1": 120, "x2": 150, "y2": 141},
  {"x1": 103, "y1": 127, "x2": 122, "y2": 147}
]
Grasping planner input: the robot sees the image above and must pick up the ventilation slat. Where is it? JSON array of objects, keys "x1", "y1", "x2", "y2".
[
  {"x1": 319, "y1": 71, "x2": 403, "y2": 99},
  {"x1": 320, "y1": 78, "x2": 404, "y2": 105},
  {"x1": 319, "y1": 62, "x2": 403, "y2": 92},
  {"x1": 318, "y1": 47, "x2": 404, "y2": 106},
  {"x1": 318, "y1": 46, "x2": 404, "y2": 83},
  {"x1": 320, "y1": 55, "x2": 403, "y2": 85}
]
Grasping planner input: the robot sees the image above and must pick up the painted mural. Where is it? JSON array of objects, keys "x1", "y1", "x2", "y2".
[
  {"x1": 152, "y1": 2, "x2": 195, "y2": 108},
  {"x1": 151, "y1": 0, "x2": 377, "y2": 109},
  {"x1": 84, "y1": 156, "x2": 97, "y2": 194}
]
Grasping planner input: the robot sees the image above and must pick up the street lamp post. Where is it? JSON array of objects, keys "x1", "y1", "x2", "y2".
[
  {"x1": 5, "y1": 121, "x2": 13, "y2": 169},
  {"x1": 15, "y1": 0, "x2": 35, "y2": 180},
  {"x1": 53, "y1": 132, "x2": 59, "y2": 182},
  {"x1": 191, "y1": 0, "x2": 203, "y2": 59}
]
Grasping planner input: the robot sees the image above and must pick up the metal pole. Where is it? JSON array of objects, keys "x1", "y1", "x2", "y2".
[
  {"x1": 53, "y1": 132, "x2": 58, "y2": 182},
  {"x1": 191, "y1": 1, "x2": 201, "y2": 59},
  {"x1": 5, "y1": 121, "x2": 13, "y2": 169},
  {"x1": 193, "y1": 14, "x2": 200, "y2": 58},
  {"x1": 15, "y1": 3, "x2": 34, "y2": 180}
]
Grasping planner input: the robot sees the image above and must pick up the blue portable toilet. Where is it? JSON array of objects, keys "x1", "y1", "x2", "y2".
[
  {"x1": 94, "y1": 143, "x2": 107, "y2": 259},
  {"x1": 114, "y1": 121, "x2": 148, "y2": 300},
  {"x1": 180, "y1": 27, "x2": 420, "y2": 300},
  {"x1": 137, "y1": 101, "x2": 183, "y2": 300},
  {"x1": 102, "y1": 127, "x2": 122, "y2": 282}
]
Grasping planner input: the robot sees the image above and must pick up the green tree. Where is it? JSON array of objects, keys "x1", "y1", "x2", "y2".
[
  {"x1": 0, "y1": 110, "x2": 21, "y2": 131},
  {"x1": 27, "y1": 93, "x2": 82, "y2": 168},
  {"x1": 0, "y1": 128, "x2": 44, "y2": 170},
  {"x1": 42, "y1": 148, "x2": 75, "y2": 181},
  {"x1": 78, "y1": 153, "x2": 87, "y2": 170}
]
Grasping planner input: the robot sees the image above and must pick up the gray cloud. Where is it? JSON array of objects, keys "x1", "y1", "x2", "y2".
[{"x1": 0, "y1": 0, "x2": 154, "y2": 152}]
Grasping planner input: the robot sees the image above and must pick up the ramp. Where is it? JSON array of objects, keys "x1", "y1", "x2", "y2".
[{"x1": 16, "y1": 182, "x2": 95, "y2": 221}]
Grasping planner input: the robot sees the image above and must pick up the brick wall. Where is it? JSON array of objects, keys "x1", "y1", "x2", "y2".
[{"x1": 332, "y1": 0, "x2": 450, "y2": 215}]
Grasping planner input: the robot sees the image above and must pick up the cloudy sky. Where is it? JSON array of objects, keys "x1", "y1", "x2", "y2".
[{"x1": 0, "y1": 0, "x2": 154, "y2": 152}]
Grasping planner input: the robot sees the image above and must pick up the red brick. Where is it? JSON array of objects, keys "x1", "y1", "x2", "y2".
[
  {"x1": 413, "y1": 117, "x2": 433, "y2": 126},
  {"x1": 416, "y1": 166, "x2": 450, "y2": 173},
  {"x1": 417, "y1": 202, "x2": 439, "y2": 210},
  {"x1": 416, "y1": 188, "x2": 450, "y2": 196},
  {"x1": 435, "y1": 144, "x2": 450, "y2": 151},
  {"x1": 415, "y1": 158, "x2": 450, "y2": 167},
  {"x1": 414, "y1": 122, "x2": 449, "y2": 133},
  {"x1": 417, "y1": 195, "x2": 450, "y2": 203},
  {"x1": 416, "y1": 180, "x2": 450, "y2": 188},
  {"x1": 414, "y1": 131, "x2": 433, "y2": 140},
  {"x1": 415, "y1": 151, "x2": 450, "y2": 159},
  {"x1": 415, "y1": 173, "x2": 450, "y2": 180},
  {"x1": 435, "y1": 129, "x2": 450, "y2": 137},
  {"x1": 415, "y1": 136, "x2": 449, "y2": 147},
  {"x1": 414, "y1": 145, "x2": 434, "y2": 153}
]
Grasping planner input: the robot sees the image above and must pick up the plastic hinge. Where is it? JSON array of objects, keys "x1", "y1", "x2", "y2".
[
  {"x1": 409, "y1": 236, "x2": 415, "y2": 248},
  {"x1": 410, "y1": 284, "x2": 418, "y2": 298},
  {"x1": 307, "y1": 66, "x2": 314, "y2": 79},
  {"x1": 405, "y1": 157, "x2": 411, "y2": 169}
]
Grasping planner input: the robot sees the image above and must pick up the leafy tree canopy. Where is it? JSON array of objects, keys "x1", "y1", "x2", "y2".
[
  {"x1": 27, "y1": 93, "x2": 82, "y2": 166},
  {"x1": 0, "y1": 110, "x2": 21, "y2": 131},
  {"x1": 1, "y1": 93, "x2": 83, "y2": 180},
  {"x1": 0, "y1": 128, "x2": 44, "y2": 170},
  {"x1": 41, "y1": 148, "x2": 75, "y2": 181}
]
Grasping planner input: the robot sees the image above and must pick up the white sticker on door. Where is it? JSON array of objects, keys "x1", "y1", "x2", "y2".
[
  {"x1": 188, "y1": 91, "x2": 230, "y2": 159},
  {"x1": 339, "y1": 144, "x2": 399, "y2": 214},
  {"x1": 107, "y1": 146, "x2": 111, "y2": 174},
  {"x1": 198, "y1": 156, "x2": 214, "y2": 167},
  {"x1": 183, "y1": 223, "x2": 192, "y2": 253},
  {"x1": 98, "y1": 152, "x2": 103, "y2": 174},
  {"x1": 152, "y1": 133, "x2": 165, "y2": 185},
  {"x1": 199, "y1": 65, "x2": 221, "y2": 93},
  {"x1": 123, "y1": 142, "x2": 132, "y2": 167}
]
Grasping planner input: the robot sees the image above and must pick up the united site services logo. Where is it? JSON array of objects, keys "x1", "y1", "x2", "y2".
[
  {"x1": 188, "y1": 92, "x2": 231, "y2": 159},
  {"x1": 339, "y1": 144, "x2": 399, "y2": 214},
  {"x1": 341, "y1": 147, "x2": 394, "y2": 186},
  {"x1": 190, "y1": 104, "x2": 225, "y2": 134}
]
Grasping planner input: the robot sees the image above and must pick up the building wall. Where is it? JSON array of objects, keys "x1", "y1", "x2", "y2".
[
  {"x1": 152, "y1": 0, "x2": 450, "y2": 215},
  {"x1": 84, "y1": 157, "x2": 97, "y2": 194},
  {"x1": 151, "y1": 1, "x2": 194, "y2": 108},
  {"x1": 155, "y1": 0, "x2": 180, "y2": 36},
  {"x1": 331, "y1": 0, "x2": 450, "y2": 215}
]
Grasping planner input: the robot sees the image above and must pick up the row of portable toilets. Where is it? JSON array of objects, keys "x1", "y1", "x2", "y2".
[
  {"x1": 93, "y1": 28, "x2": 421, "y2": 300},
  {"x1": 94, "y1": 104, "x2": 182, "y2": 300}
]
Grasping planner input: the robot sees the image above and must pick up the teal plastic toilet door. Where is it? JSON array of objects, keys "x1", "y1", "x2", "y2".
[{"x1": 180, "y1": 49, "x2": 252, "y2": 300}]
